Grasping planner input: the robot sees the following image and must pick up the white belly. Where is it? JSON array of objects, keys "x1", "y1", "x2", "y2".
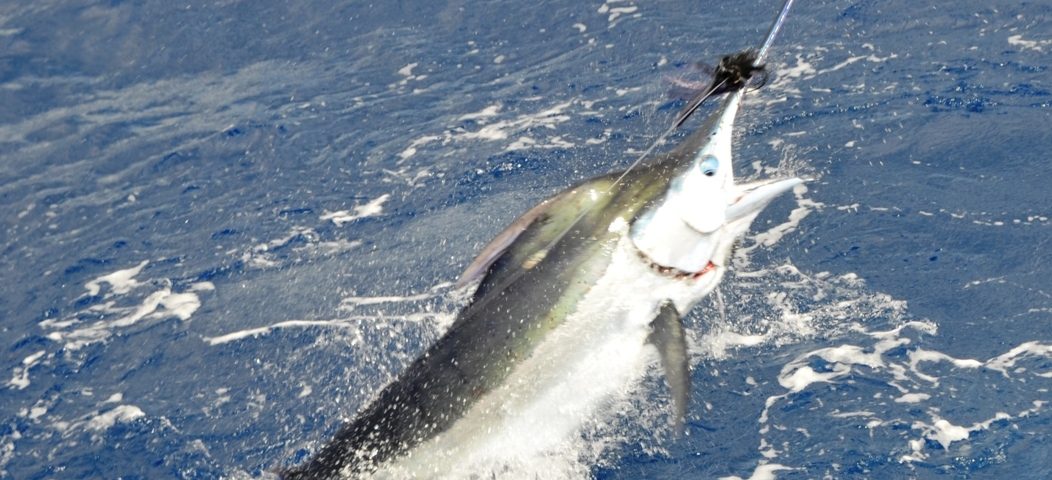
[{"x1": 370, "y1": 236, "x2": 723, "y2": 479}]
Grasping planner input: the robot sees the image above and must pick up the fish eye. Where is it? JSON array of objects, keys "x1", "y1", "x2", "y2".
[{"x1": 699, "y1": 156, "x2": 719, "y2": 177}]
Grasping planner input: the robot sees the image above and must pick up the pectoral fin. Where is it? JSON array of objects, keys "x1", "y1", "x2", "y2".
[{"x1": 647, "y1": 300, "x2": 691, "y2": 435}]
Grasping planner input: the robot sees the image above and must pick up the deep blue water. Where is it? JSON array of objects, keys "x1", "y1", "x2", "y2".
[{"x1": 2, "y1": 0, "x2": 1051, "y2": 478}]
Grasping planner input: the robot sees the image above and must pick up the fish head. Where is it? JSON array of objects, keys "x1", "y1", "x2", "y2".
[{"x1": 630, "y1": 90, "x2": 803, "y2": 275}]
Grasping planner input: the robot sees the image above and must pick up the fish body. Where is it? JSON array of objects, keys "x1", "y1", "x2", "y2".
[{"x1": 285, "y1": 85, "x2": 803, "y2": 479}]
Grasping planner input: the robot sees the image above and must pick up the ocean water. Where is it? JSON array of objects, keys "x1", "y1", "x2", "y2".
[{"x1": 2, "y1": 0, "x2": 1050, "y2": 478}]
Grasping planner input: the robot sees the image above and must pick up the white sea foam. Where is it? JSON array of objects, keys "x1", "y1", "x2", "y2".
[
  {"x1": 41, "y1": 262, "x2": 211, "y2": 351},
  {"x1": 1008, "y1": 34, "x2": 1051, "y2": 52},
  {"x1": 7, "y1": 350, "x2": 45, "y2": 390},
  {"x1": 398, "y1": 135, "x2": 442, "y2": 161},
  {"x1": 0, "y1": 427, "x2": 19, "y2": 477},
  {"x1": 320, "y1": 194, "x2": 390, "y2": 226},
  {"x1": 204, "y1": 319, "x2": 364, "y2": 346},
  {"x1": 396, "y1": 99, "x2": 580, "y2": 159},
  {"x1": 505, "y1": 135, "x2": 574, "y2": 151},
  {"x1": 750, "y1": 319, "x2": 1052, "y2": 472},
  {"x1": 752, "y1": 186, "x2": 821, "y2": 249},
  {"x1": 986, "y1": 341, "x2": 1052, "y2": 376},
  {"x1": 458, "y1": 104, "x2": 502, "y2": 121},
  {"x1": 757, "y1": 43, "x2": 900, "y2": 107},
  {"x1": 462, "y1": 101, "x2": 574, "y2": 142},
  {"x1": 339, "y1": 282, "x2": 455, "y2": 309},
  {"x1": 84, "y1": 260, "x2": 148, "y2": 296},
  {"x1": 50, "y1": 402, "x2": 147, "y2": 438},
  {"x1": 597, "y1": 0, "x2": 640, "y2": 26},
  {"x1": 903, "y1": 402, "x2": 1042, "y2": 462},
  {"x1": 907, "y1": 349, "x2": 982, "y2": 384},
  {"x1": 48, "y1": 284, "x2": 204, "y2": 350},
  {"x1": 392, "y1": 62, "x2": 428, "y2": 88},
  {"x1": 720, "y1": 463, "x2": 794, "y2": 480},
  {"x1": 86, "y1": 405, "x2": 145, "y2": 431},
  {"x1": 894, "y1": 393, "x2": 930, "y2": 404},
  {"x1": 239, "y1": 221, "x2": 363, "y2": 269},
  {"x1": 397, "y1": 63, "x2": 417, "y2": 78},
  {"x1": 206, "y1": 283, "x2": 459, "y2": 345},
  {"x1": 241, "y1": 226, "x2": 317, "y2": 268}
]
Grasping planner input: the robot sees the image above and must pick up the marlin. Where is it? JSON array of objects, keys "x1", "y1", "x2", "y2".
[{"x1": 285, "y1": 1, "x2": 801, "y2": 478}]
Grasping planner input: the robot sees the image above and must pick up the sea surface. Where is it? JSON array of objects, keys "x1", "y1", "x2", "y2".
[{"x1": 2, "y1": 0, "x2": 1050, "y2": 478}]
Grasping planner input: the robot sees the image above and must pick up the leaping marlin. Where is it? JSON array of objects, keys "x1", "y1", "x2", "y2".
[{"x1": 285, "y1": 1, "x2": 801, "y2": 478}]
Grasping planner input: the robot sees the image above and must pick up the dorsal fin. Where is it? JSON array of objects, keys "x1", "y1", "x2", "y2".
[
  {"x1": 455, "y1": 190, "x2": 572, "y2": 289},
  {"x1": 455, "y1": 175, "x2": 617, "y2": 291}
]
